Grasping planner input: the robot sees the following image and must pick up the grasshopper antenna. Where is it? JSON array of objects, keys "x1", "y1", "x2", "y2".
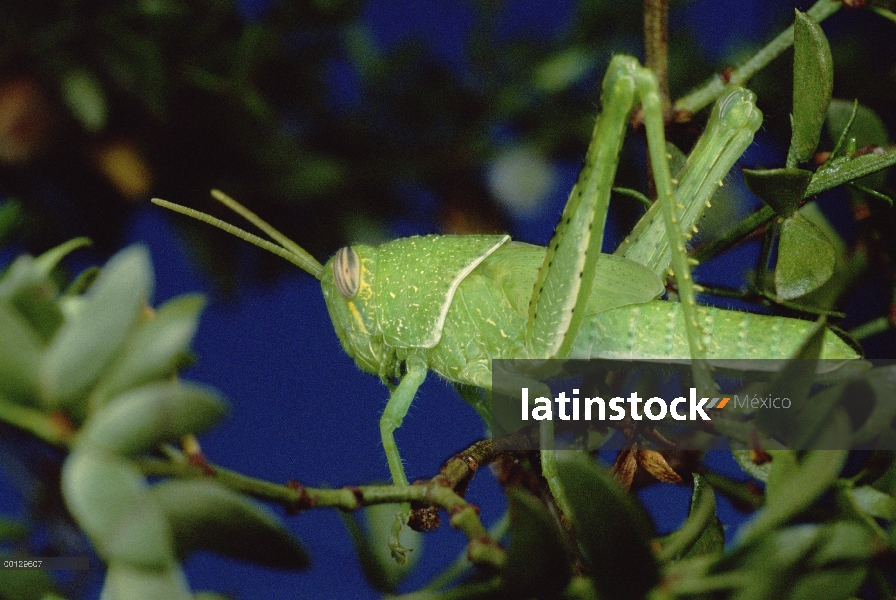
[{"x1": 151, "y1": 192, "x2": 324, "y2": 280}]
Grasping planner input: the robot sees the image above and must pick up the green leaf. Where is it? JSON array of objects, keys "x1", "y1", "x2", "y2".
[
  {"x1": 685, "y1": 516, "x2": 725, "y2": 560},
  {"x1": 764, "y1": 451, "x2": 800, "y2": 503},
  {"x1": 0, "y1": 562, "x2": 57, "y2": 600},
  {"x1": 714, "y1": 522, "x2": 870, "y2": 600},
  {"x1": 87, "y1": 294, "x2": 206, "y2": 411},
  {"x1": 739, "y1": 447, "x2": 848, "y2": 545},
  {"x1": 786, "y1": 523, "x2": 870, "y2": 600},
  {"x1": 76, "y1": 382, "x2": 225, "y2": 456},
  {"x1": 61, "y1": 450, "x2": 175, "y2": 569},
  {"x1": 754, "y1": 319, "x2": 825, "y2": 443},
  {"x1": 502, "y1": 490, "x2": 572, "y2": 599},
  {"x1": 732, "y1": 449, "x2": 772, "y2": 483},
  {"x1": 806, "y1": 147, "x2": 896, "y2": 197},
  {"x1": 40, "y1": 246, "x2": 153, "y2": 415},
  {"x1": 149, "y1": 480, "x2": 308, "y2": 570},
  {"x1": 0, "y1": 256, "x2": 63, "y2": 342},
  {"x1": 827, "y1": 99, "x2": 890, "y2": 151},
  {"x1": 555, "y1": 453, "x2": 658, "y2": 600},
  {"x1": 8, "y1": 288, "x2": 63, "y2": 344},
  {"x1": 826, "y1": 99, "x2": 860, "y2": 161},
  {"x1": 827, "y1": 99, "x2": 892, "y2": 191},
  {"x1": 32, "y1": 238, "x2": 92, "y2": 278},
  {"x1": 788, "y1": 10, "x2": 833, "y2": 166},
  {"x1": 742, "y1": 168, "x2": 813, "y2": 217},
  {"x1": 850, "y1": 485, "x2": 896, "y2": 520},
  {"x1": 64, "y1": 266, "x2": 101, "y2": 297},
  {"x1": 775, "y1": 213, "x2": 836, "y2": 300},
  {"x1": 343, "y1": 503, "x2": 420, "y2": 592},
  {"x1": 101, "y1": 563, "x2": 191, "y2": 600},
  {"x1": 0, "y1": 303, "x2": 43, "y2": 405},
  {"x1": 61, "y1": 70, "x2": 108, "y2": 133},
  {"x1": 659, "y1": 474, "x2": 723, "y2": 561},
  {"x1": 103, "y1": 511, "x2": 176, "y2": 575},
  {"x1": 533, "y1": 48, "x2": 594, "y2": 92}
]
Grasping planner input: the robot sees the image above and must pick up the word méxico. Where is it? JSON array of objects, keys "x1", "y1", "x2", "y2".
[{"x1": 519, "y1": 388, "x2": 731, "y2": 422}]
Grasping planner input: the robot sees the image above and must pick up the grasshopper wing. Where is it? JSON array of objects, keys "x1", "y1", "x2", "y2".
[
  {"x1": 585, "y1": 253, "x2": 665, "y2": 314},
  {"x1": 481, "y1": 242, "x2": 664, "y2": 318}
]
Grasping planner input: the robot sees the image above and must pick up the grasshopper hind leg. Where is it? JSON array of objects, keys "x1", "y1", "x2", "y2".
[{"x1": 523, "y1": 56, "x2": 717, "y2": 518}]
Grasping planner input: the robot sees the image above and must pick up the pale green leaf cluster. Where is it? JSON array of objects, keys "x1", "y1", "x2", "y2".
[{"x1": 0, "y1": 242, "x2": 306, "y2": 599}]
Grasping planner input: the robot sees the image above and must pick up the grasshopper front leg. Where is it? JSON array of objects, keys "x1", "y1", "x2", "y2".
[
  {"x1": 525, "y1": 56, "x2": 715, "y2": 509},
  {"x1": 380, "y1": 353, "x2": 428, "y2": 562},
  {"x1": 616, "y1": 88, "x2": 763, "y2": 275}
]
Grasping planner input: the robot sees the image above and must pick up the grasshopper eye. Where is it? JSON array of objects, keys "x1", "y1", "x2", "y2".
[{"x1": 332, "y1": 246, "x2": 360, "y2": 299}]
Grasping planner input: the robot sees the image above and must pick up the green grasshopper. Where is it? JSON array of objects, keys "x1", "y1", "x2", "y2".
[{"x1": 153, "y1": 56, "x2": 859, "y2": 558}]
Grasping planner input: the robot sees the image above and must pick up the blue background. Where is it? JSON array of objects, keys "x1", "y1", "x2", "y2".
[{"x1": 2, "y1": 0, "x2": 895, "y2": 598}]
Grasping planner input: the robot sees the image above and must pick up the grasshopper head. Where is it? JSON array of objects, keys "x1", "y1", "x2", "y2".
[{"x1": 320, "y1": 245, "x2": 384, "y2": 376}]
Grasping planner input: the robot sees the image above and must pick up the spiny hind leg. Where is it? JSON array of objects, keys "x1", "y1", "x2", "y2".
[
  {"x1": 522, "y1": 55, "x2": 712, "y2": 370},
  {"x1": 525, "y1": 56, "x2": 717, "y2": 516},
  {"x1": 517, "y1": 56, "x2": 655, "y2": 514},
  {"x1": 636, "y1": 67, "x2": 719, "y2": 396}
]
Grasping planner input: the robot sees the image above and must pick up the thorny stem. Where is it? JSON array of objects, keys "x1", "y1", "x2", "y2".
[
  {"x1": 424, "y1": 513, "x2": 510, "y2": 591},
  {"x1": 408, "y1": 432, "x2": 548, "y2": 531},
  {"x1": 674, "y1": 0, "x2": 842, "y2": 115},
  {"x1": 429, "y1": 439, "x2": 497, "y2": 490},
  {"x1": 0, "y1": 401, "x2": 511, "y2": 572},
  {"x1": 135, "y1": 455, "x2": 503, "y2": 569},
  {"x1": 644, "y1": 0, "x2": 670, "y2": 115},
  {"x1": 408, "y1": 438, "x2": 501, "y2": 532}
]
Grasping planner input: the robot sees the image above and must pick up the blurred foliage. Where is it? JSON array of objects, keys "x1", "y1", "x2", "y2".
[
  {"x1": 0, "y1": 0, "x2": 890, "y2": 289},
  {"x1": 0, "y1": 0, "x2": 896, "y2": 285},
  {"x1": 0, "y1": 241, "x2": 307, "y2": 599},
  {"x1": 0, "y1": 0, "x2": 896, "y2": 287},
  {"x1": 0, "y1": 1, "x2": 895, "y2": 599}
]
